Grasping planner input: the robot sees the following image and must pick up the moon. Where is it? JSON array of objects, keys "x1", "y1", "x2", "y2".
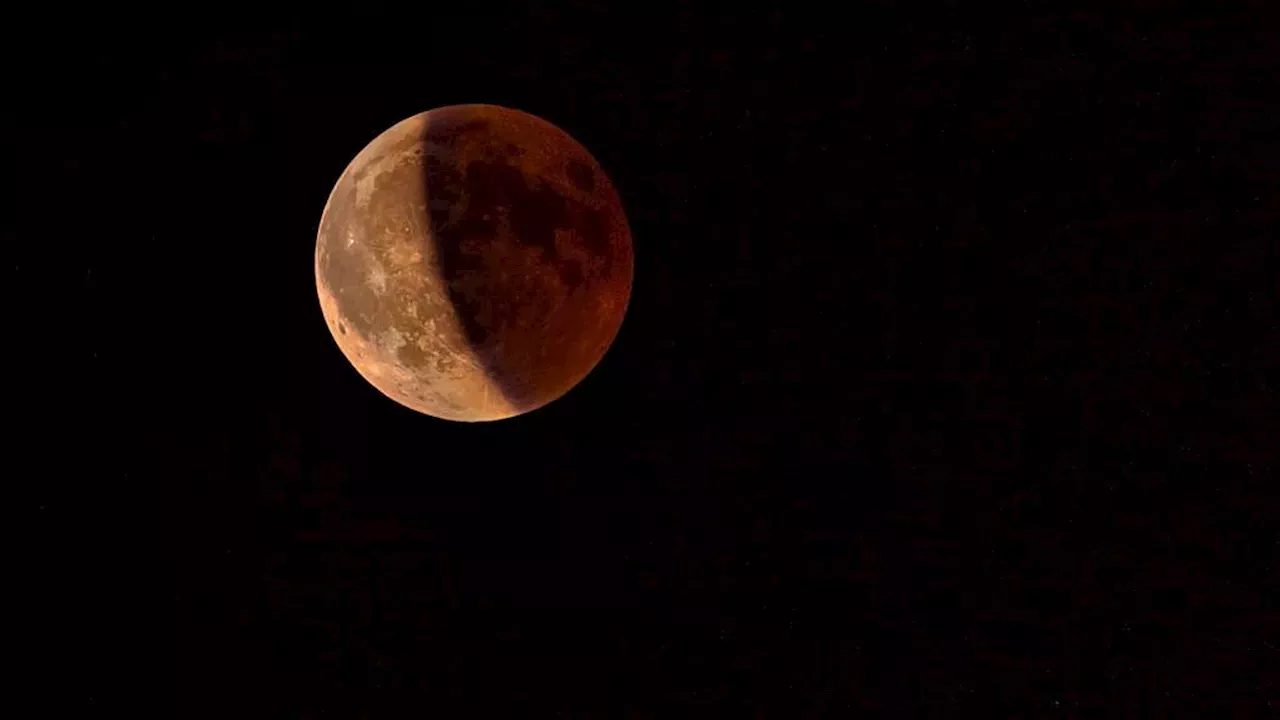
[{"x1": 315, "y1": 105, "x2": 634, "y2": 421}]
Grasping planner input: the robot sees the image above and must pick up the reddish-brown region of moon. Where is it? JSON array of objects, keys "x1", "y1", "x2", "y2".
[{"x1": 315, "y1": 105, "x2": 634, "y2": 421}]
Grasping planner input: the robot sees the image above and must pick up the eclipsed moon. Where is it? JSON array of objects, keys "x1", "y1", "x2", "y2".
[{"x1": 315, "y1": 104, "x2": 634, "y2": 421}]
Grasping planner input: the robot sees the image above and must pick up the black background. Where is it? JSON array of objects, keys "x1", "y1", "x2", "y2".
[{"x1": 18, "y1": 5, "x2": 1279, "y2": 715}]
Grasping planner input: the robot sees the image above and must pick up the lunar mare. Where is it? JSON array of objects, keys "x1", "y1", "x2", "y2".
[{"x1": 315, "y1": 105, "x2": 634, "y2": 421}]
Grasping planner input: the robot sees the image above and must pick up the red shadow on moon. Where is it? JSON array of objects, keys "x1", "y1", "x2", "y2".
[{"x1": 419, "y1": 107, "x2": 631, "y2": 415}]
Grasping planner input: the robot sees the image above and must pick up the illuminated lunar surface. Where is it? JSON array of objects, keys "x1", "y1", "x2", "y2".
[{"x1": 315, "y1": 104, "x2": 634, "y2": 421}]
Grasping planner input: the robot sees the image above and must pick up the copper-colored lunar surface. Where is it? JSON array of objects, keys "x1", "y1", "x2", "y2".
[{"x1": 315, "y1": 105, "x2": 634, "y2": 421}]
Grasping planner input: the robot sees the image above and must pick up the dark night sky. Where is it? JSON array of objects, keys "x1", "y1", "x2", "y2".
[{"x1": 19, "y1": 6, "x2": 1280, "y2": 715}]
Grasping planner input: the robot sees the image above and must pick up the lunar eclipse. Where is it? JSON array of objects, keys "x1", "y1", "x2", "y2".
[{"x1": 315, "y1": 105, "x2": 634, "y2": 421}]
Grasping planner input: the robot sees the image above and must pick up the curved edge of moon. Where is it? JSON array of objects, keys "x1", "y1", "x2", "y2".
[{"x1": 316, "y1": 258, "x2": 520, "y2": 422}]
